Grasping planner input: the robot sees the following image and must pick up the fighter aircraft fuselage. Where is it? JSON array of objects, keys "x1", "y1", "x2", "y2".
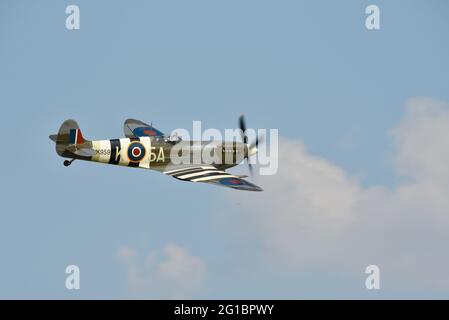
[
  {"x1": 50, "y1": 118, "x2": 263, "y2": 191},
  {"x1": 60, "y1": 137, "x2": 247, "y2": 172}
]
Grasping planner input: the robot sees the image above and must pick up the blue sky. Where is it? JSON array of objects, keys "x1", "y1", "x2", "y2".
[{"x1": 1, "y1": 0, "x2": 449, "y2": 299}]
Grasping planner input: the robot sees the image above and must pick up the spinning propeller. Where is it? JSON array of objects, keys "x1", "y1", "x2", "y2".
[{"x1": 238, "y1": 114, "x2": 263, "y2": 175}]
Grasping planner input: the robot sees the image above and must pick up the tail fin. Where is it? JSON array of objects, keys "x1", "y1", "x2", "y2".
[
  {"x1": 49, "y1": 119, "x2": 89, "y2": 156},
  {"x1": 69, "y1": 128, "x2": 85, "y2": 144}
]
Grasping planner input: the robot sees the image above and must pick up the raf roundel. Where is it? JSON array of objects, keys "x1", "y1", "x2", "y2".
[{"x1": 127, "y1": 141, "x2": 146, "y2": 163}]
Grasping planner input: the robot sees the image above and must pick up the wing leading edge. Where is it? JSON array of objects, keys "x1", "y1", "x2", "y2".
[{"x1": 163, "y1": 166, "x2": 263, "y2": 191}]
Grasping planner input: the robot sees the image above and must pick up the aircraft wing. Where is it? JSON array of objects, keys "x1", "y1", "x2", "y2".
[
  {"x1": 124, "y1": 119, "x2": 164, "y2": 138},
  {"x1": 163, "y1": 165, "x2": 263, "y2": 191}
]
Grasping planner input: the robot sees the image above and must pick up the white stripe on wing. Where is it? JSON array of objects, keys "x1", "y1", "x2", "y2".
[
  {"x1": 176, "y1": 170, "x2": 226, "y2": 180},
  {"x1": 191, "y1": 174, "x2": 238, "y2": 182},
  {"x1": 163, "y1": 166, "x2": 215, "y2": 175}
]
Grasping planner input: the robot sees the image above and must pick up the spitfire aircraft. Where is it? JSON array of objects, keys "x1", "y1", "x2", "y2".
[{"x1": 49, "y1": 116, "x2": 263, "y2": 191}]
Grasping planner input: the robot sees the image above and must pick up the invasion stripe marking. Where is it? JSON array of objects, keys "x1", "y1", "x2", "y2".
[
  {"x1": 128, "y1": 137, "x2": 140, "y2": 167},
  {"x1": 176, "y1": 170, "x2": 227, "y2": 180},
  {"x1": 171, "y1": 168, "x2": 220, "y2": 178},
  {"x1": 191, "y1": 174, "x2": 239, "y2": 182},
  {"x1": 109, "y1": 139, "x2": 121, "y2": 165},
  {"x1": 164, "y1": 166, "x2": 215, "y2": 175},
  {"x1": 176, "y1": 171, "x2": 232, "y2": 181},
  {"x1": 171, "y1": 169, "x2": 207, "y2": 177}
]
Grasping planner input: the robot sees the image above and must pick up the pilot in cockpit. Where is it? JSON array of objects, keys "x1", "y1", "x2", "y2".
[{"x1": 165, "y1": 132, "x2": 182, "y2": 144}]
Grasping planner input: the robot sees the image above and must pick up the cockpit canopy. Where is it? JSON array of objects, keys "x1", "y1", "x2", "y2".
[
  {"x1": 123, "y1": 119, "x2": 184, "y2": 145},
  {"x1": 123, "y1": 119, "x2": 165, "y2": 138}
]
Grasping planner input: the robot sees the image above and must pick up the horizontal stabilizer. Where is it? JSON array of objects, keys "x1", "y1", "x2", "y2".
[
  {"x1": 66, "y1": 144, "x2": 96, "y2": 157},
  {"x1": 73, "y1": 148, "x2": 96, "y2": 157},
  {"x1": 52, "y1": 119, "x2": 90, "y2": 156}
]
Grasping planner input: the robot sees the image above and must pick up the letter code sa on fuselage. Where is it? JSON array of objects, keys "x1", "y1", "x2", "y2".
[{"x1": 90, "y1": 137, "x2": 167, "y2": 168}]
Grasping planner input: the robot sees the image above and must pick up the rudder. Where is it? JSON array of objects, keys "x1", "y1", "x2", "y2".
[{"x1": 50, "y1": 119, "x2": 88, "y2": 156}]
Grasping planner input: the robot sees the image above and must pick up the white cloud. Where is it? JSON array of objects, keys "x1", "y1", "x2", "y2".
[
  {"x1": 225, "y1": 97, "x2": 449, "y2": 291},
  {"x1": 392, "y1": 97, "x2": 449, "y2": 185},
  {"x1": 117, "y1": 243, "x2": 206, "y2": 299}
]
